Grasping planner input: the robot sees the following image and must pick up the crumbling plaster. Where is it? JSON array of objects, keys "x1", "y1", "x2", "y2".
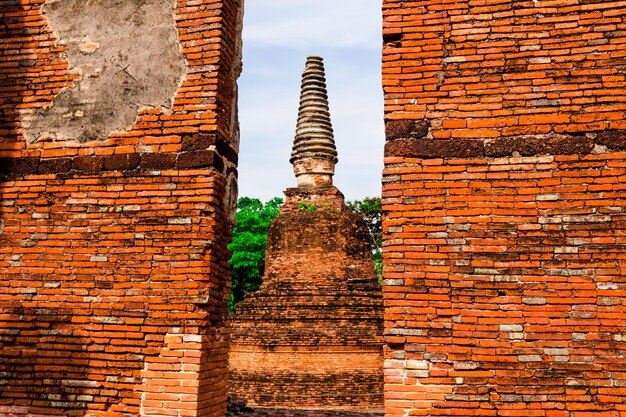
[{"x1": 26, "y1": 0, "x2": 186, "y2": 143}]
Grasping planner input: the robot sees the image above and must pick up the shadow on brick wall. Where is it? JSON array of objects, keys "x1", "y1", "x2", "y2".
[
  {"x1": 228, "y1": 401, "x2": 384, "y2": 417},
  {"x1": 0, "y1": 1, "x2": 29, "y2": 146},
  {"x1": 0, "y1": 304, "x2": 93, "y2": 415},
  {"x1": 0, "y1": 0, "x2": 71, "y2": 148}
]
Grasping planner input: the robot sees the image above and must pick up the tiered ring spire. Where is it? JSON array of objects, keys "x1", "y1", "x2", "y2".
[{"x1": 290, "y1": 56, "x2": 338, "y2": 187}]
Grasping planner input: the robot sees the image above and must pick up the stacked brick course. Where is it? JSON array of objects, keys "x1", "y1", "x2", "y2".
[
  {"x1": 0, "y1": 0, "x2": 242, "y2": 416},
  {"x1": 383, "y1": 0, "x2": 626, "y2": 144},
  {"x1": 382, "y1": 1, "x2": 626, "y2": 416}
]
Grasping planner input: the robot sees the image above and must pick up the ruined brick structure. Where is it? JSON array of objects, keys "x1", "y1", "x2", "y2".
[
  {"x1": 4, "y1": 1, "x2": 626, "y2": 416},
  {"x1": 382, "y1": 1, "x2": 626, "y2": 416},
  {"x1": 0, "y1": 0, "x2": 242, "y2": 416},
  {"x1": 229, "y1": 57, "x2": 384, "y2": 414}
]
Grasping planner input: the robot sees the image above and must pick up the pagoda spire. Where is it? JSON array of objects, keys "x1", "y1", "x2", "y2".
[{"x1": 290, "y1": 56, "x2": 338, "y2": 188}]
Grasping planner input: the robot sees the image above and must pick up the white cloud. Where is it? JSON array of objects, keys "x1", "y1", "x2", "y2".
[{"x1": 243, "y1": 0, "x2": 381, "y2": 49}]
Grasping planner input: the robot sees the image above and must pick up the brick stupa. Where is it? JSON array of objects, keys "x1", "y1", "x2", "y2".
[{"x1": 228, "y1": 57, "x2": 384, "y2": 413}]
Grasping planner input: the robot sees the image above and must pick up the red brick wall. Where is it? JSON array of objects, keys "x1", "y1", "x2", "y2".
[
  {"x1": 383, "y1": 0, "x2": 626, "y2": 142},
  {"x1": 0, "y1": 1, "x2": 242, "y2": 416},
  {"x1": 382, "y1": 1, "x2": 626, "y2": 416}
]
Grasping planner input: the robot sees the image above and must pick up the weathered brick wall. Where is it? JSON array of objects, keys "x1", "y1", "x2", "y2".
[
  {"x1": 383, "y1": 0, "x2": 626, "y2": 143},
  {"x1": 229, "y1": 187, "x2": 384, "y2": 412},
  {"x1": 0, "y1": 1, "x2": 242, "y2": 416},
  {"x1": 382, "y1": 1, "x2": 626, "y2": 416}
]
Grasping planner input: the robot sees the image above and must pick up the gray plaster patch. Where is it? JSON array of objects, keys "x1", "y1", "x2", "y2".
[{"x1": 26, "y1": 0, "x2": 186, "y2": 143}]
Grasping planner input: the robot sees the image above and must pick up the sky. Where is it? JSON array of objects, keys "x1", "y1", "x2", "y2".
[{"x1": 236, "y1": 0, "x2": 384, "y2": 202}]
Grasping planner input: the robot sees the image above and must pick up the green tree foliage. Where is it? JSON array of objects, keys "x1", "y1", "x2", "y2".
[
  {"x1": 228, "y1": 196, "x2": 382, "y2": 313},
  {"x1": 228, "y1": 197, "x2": 283, "y2": 313},
  {"x1": 347, "y1": 197, "x2": 382, "y2": 281}
]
